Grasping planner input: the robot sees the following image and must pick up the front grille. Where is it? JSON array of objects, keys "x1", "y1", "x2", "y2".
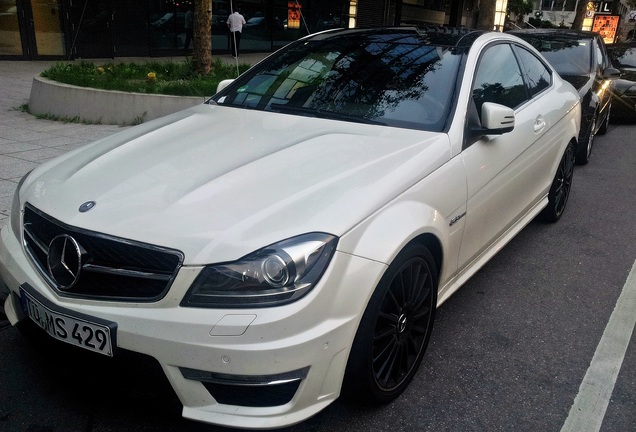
[{"x1": 22, "y1": 203, "x2": 183, "y2": 302}]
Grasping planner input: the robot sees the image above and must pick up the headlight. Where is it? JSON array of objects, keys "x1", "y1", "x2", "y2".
[
  {"x1": 10, "y1": 171, "x2": 31, "y2": 238},
  {"x1": 181, "y1": 233, "x2": 338, "y2": 308}
]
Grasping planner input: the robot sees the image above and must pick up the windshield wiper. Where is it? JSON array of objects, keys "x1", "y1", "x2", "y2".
[{"x1": 269, "y1": 103, "x2": 386, "y2": 126}]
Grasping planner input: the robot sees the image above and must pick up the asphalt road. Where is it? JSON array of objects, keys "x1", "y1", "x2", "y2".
[{"x1": 1, "y1": 123, "x2": 635, "y2": 432}]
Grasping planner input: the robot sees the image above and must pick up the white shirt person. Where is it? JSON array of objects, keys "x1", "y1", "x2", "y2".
[{"x1": 227, "y1": 11, "x2": 246, "y2": 57}]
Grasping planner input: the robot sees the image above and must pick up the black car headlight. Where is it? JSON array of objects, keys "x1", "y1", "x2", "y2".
[
  {"x1": 10, "y1": 172, "x2": 31, "y2": 239},
  {"x1": 181, "y1": 233, "x2": 338, "y2": 308}
]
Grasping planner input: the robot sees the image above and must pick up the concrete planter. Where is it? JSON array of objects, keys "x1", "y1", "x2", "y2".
[{"x1": 28, "y1": 76, "x2": 207, "y2": 126}]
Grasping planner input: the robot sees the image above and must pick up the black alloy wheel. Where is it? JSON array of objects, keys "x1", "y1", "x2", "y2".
[
  {"x1": 344, "y1": 244, "x2": 437, "y2": 404},
  {"x1": 576, "y1": 115, "x2": 596, "y2": 165},
  {"x1": 541, "y1": 141, "x2": 575, "y2": 222},
  {"x1": 598, "y1": 103, "x2": 611, "y2": 135}
]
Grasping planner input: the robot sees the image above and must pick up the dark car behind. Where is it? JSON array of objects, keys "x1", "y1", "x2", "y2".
[
  {"x1": 607, "y1": 42, "x2": 636, "y2": 121},
  {"x1": 509, "y1": 29, "x2": 620, "y2": 164}
]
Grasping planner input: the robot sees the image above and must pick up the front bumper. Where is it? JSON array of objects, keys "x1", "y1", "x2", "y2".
[{"x1": 0, "y1": 224, "x2": 386, "y2": 429}]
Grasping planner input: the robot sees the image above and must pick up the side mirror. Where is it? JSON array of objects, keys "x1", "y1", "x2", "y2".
[
  {"x1": 602, "y1": 67, "x2": 621, "y2": 79},
  {"x1": 473, "y1": 102, "x2": 515, "y2": 136},
  {"x1": 216, "y1": 79, "x2": 235, "y2": 93}
]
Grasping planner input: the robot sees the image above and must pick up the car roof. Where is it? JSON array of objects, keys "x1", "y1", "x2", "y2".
[
  {"x1": 309, "y1": 26, "x2": 486, "y2": 49},
  {"x1": 508, "y1": 28, "x2": 598, "y2": 41}
]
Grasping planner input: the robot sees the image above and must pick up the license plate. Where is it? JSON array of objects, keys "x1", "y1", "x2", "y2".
[{"x1": 20, "y1": 285, "x2": 117, "y2": 357}]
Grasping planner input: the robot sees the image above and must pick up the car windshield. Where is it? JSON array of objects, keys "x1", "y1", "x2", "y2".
[
  {"x1": 213, "y1": 30, "x2": 464, "y2": 132},
  {"x1": 532, "y1": 39, "x2": 592, "y2": 75}
]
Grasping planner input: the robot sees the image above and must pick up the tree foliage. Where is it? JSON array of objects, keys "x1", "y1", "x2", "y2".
[{"x1": 507, "y1": 0, "x2": 533, "y2": 22}]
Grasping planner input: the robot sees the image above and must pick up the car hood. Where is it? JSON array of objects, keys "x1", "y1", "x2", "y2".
[
  {"x1": 22, "y1": 104, "x2": 450, "y2": 264},
  {"x1": 621, "y1": 69, "x2": 636, "y2": 80}
]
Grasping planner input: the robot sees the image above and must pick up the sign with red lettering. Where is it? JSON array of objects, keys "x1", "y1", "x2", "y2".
[
  {"x1": 288, "y1": 1, "x2": 302, "y2": 29},
  {"x1": 592, "y1": 15, "x2": 620, "y2": 44}
]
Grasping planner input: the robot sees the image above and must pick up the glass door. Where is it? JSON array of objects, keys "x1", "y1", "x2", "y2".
[
  {"x1": 67, "y1": 0, "x2": 113, "y2": 58},
  {"x1": 0, "y1": 0, "x2": 67, "y2": 59},
  {"x1": 150, "y1": 0, "x2": 192, "y2": 55},
  {"x1": 0, "y1": 0, "x2": 24, "y2": 56},
  {"x1": 239, "y1": 0, "x2": 271, "y2": 52},
  {"x1": 31, "y1": 0, "x2": 65, "y2": 56},
  {"x1": 111, "y1": 0, "x2": 149, "y2": 56}
]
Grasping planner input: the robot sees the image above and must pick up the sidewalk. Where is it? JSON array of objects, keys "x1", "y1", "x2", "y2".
[{"x1": 0, "y1": 53, "x2": 269, "y2": 228}]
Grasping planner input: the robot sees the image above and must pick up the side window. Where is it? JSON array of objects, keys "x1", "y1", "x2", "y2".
[
  {"x1": 472, "y1": 44, "x2": 528, "y2": 116},
  {"x1": 515, "y1": 46, "x2": 552, "y2": 97},
  {"x1": 593, "y1": 38, "x2": 605, "y2": 71}
]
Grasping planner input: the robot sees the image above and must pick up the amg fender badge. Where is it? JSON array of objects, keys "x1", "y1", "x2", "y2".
[{"x1": 449, "y1": 212, "x2": 467, "y2": 226}]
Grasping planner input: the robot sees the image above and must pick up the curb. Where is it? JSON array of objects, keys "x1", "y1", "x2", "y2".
[{"x1": 28, "y1": 76, "x2": 207, "y2": 126}]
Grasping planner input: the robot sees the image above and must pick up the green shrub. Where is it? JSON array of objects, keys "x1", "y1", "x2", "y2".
[{"x1": 40, "y1": 58, "x2": 250, "y2": 97}]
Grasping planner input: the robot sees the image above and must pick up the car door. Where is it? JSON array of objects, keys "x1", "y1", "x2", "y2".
[
  {"x1": 457, "y1": 42, "x2": 557, "y2": 269},
  {"x1": 593, "y1": 36, "x2": 613, "y2": 115}
]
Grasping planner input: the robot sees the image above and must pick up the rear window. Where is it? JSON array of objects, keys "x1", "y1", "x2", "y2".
[{"x1": 531, "y1": 39, "x2": 592, "y2": 76}]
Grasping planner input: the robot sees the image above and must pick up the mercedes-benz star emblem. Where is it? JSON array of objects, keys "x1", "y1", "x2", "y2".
[
  {"x1": 47, "y1": 234, "x2": 84, "y2": 290},
  {"x1": 79, "y1": 201, "x2": 96, "y2": 213}
]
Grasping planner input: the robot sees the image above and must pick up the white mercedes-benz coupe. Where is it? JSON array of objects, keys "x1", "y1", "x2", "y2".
[{"x1": 1, "y1": 27, "x2": 580, "y2": 429}]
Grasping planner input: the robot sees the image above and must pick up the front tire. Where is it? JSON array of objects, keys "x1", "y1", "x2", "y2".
[
  {"x1": 343, "y1": 244, "x2": 437, "y2": 404},
  {"x1": 597, "y1": 102, "x2": 610, "y2": 135},
  {"x1": 575, "y1": 116, "x2": 595, "y2": 165},
  {"x1": 540, "y1": 141, "x2": 575, "y2": 223}
]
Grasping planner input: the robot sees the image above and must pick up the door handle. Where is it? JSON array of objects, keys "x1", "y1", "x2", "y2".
[{"x1": 534, "y1": 115, "x2": 546, "y2": 133}]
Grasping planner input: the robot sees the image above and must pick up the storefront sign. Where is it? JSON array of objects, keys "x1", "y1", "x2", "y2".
[
  {"x1": 592, "y1": 14, "x2": 620, "y2": 43},
  {"x1": 288, "y1": 1, "x2": 302, "y2": 29}
]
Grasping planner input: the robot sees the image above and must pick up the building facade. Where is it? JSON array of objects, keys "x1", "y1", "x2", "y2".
[
  {"x1": 0, "y1": 0, "x2": 485, "y2": 60},
  {"x1": 529, "y1": 0, "x2": 632, "y2": 42}
]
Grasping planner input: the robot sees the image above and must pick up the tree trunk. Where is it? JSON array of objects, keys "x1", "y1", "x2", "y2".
[
  {"x1": 476, "y1": 0, "x2": 496, "y2": 30},
  {"x1": 571, "y1": 0, "x2": 589, "y2": 30},
  {"x1": 193, "y1": 0, "x2": 212, "y2": 75}
]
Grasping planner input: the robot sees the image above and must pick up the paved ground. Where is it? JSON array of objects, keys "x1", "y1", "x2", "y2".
[{"x1": 0, "y1": 53, "x2": 269, "y2": 228}]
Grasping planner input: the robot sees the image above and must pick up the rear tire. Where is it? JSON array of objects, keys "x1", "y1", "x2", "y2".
[
  {"x1": 540, "y1": 141, "x2": 575, "y2": 223},
  {"x1": 343, "y1": 243, "x2": 437, "y2": 404}
]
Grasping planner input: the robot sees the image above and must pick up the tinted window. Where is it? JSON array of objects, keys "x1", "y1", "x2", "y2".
[
  {"x1": 515, "y1": 46, "x2": 552, "y2": 97},
  {"x1": 535, "y1": 39, "x2": 592, "y2": 75},
  {"x1": 213, "y1": 32, "x2": 464, "y2": 132},
  {"x1": 472, "y1": 44, "x2": 528, "y2": 113},
  {"x1": 611, "y1": 47, "x2": 636, "y2": 68}
]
